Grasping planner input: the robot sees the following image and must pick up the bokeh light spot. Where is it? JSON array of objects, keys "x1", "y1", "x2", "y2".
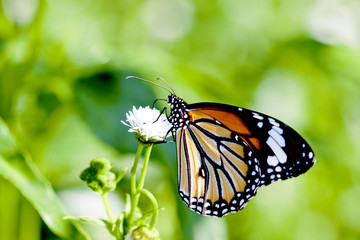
[{"x1": 141, "y1": 0, "x2": 194, "y2": 41}]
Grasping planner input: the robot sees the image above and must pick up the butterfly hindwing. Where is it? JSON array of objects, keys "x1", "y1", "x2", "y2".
[{"x1": 176, "y1": 113, "x2": 261, "y2": 217}]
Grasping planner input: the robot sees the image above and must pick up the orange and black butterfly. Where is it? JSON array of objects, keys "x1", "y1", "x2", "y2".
[{"x1": 128, "y1": 76, "x2": 316, "y2": 217}]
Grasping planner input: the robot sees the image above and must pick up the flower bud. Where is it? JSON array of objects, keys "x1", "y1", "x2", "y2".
[
  {"x1": 132, "y1": 226, "x2": 160, "y2": 240},
  {"x1": 80, "y1": 157, "x2": 117, "y2": 194}
]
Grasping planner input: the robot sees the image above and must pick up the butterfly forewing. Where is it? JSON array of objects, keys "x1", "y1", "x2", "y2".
[{"x1": 187, "y1": 103, "x2": 316, "y2": 186}]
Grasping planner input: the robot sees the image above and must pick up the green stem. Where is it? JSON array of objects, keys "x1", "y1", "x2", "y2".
[
  {"x1": 102, "y1": 193, "x2": 115, "y2": 224},
  {"x1": 128, "y1": 144, "x2": 144, "y2": 226},
  {"x1": 138, "y1": 189, "x2": 158, "y2": 230},
  {"x1": 137, "y1": 145, "x2": 153, "y2": 190}
]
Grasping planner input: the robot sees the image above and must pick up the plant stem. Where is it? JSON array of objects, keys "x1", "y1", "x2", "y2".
[
  {"x1": 138, "y1": 188, "x2": 158, "y2": 230},
  {"x1": 128, "y1": 144, "x2": 144, "y2": 226},
  {"x1": 102, "y1": 193, "x2": 115, "y2": 224},
  {"x1": 137, "y1": 145, "x2": 153, "y2": 190}
]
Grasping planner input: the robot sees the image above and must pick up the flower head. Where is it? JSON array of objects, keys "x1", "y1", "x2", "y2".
[{"x1": 121, "y1": 106, "x2": 172, "y2": 142}]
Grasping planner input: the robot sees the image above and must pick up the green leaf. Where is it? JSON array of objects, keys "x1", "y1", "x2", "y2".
[
  {"x1": 64, "y1": 216, "x2": 106, "y2": 227},
  {"x1": 103, "y1": 218, "x2": 123, "y2": 240},
  {"x1": 0, "y1": 118, "x2": 89, "y2": 240},
  {"x1": 115, "y1": 168, "x2": 128, "y2": 184}
]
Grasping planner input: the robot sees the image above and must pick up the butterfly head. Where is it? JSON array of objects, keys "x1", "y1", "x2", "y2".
[{"x1": 167, "y1": 94, "x2": 189, "y2": 129}]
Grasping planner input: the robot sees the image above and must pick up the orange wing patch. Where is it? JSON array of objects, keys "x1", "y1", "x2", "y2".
[
  {"x1": 248, "y1": 137, "x2": 261, "y2": 151},
  {"x1": 195, "y1": 109, "x2": 251, "y2": 135},
  {"x1": 189, "y1": 110, "x2": 215, "y2": 122}
]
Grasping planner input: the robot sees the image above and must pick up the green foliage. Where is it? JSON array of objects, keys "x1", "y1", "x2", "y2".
[
  {"x1": 75, "y1": 146, "x2": 159, "y2": 239},
  {"x1": 1, "y1": 0, "x2": 360, "y2": 239},
  {"x1": 0, "y1": 118, "x2": 88, "y2": 240}
]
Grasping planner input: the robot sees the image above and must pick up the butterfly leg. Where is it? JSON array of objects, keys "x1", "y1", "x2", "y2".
[
  {"x1": 137, "y1": 138, "x2": 174, "y2": 145},
  {"x1": 159, "y1": 129, "x2": 175, "y2": 143},
  {"x1": 137, "y1": 138, "x2": 168, "y2": 145},
  {"x1": 152, "y1": 107, "x2": 168, "y2": 124}
]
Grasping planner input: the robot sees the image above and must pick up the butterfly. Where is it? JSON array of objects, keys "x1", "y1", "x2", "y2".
[{"x1": 127, "y1": 76, "x2": 316, "y2": 217}]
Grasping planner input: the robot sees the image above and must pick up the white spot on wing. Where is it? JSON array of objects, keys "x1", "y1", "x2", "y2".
[
  {"x1": 253, "y1": 113, "x2": 264, "y2": 120},
  {"x1": 269, "y1": 128, "x2": 285, "y2": 147},
  {"x1": 269, "y1": 117, "x2": 280, "y2": 127},
  {"x1": 272, "y1": 125, "x2": 284, "y2": 134},
  {"x1": 267, "y1": 155, "x2": 279, "y2": 166},
  {"x1": 266, "y1": 137, "x2": 287, "y2": 164}
]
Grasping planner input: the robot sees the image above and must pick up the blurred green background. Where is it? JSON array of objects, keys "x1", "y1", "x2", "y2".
[{"x1": 1, "y1": 0, "x2": 360, "y2": 239}]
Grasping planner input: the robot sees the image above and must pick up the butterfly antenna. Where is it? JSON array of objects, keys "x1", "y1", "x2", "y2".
[
  {"x1": 125, "y1": 76, "x2": 172, "y2": 95},
  {"x1": 156, "y1": 77, "x2": 175, "y2": 94}
]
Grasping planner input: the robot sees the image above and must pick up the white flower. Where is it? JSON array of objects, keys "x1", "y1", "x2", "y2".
[{"x1": 121, "y1": 106, "x2": 172, "y2": 142}]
